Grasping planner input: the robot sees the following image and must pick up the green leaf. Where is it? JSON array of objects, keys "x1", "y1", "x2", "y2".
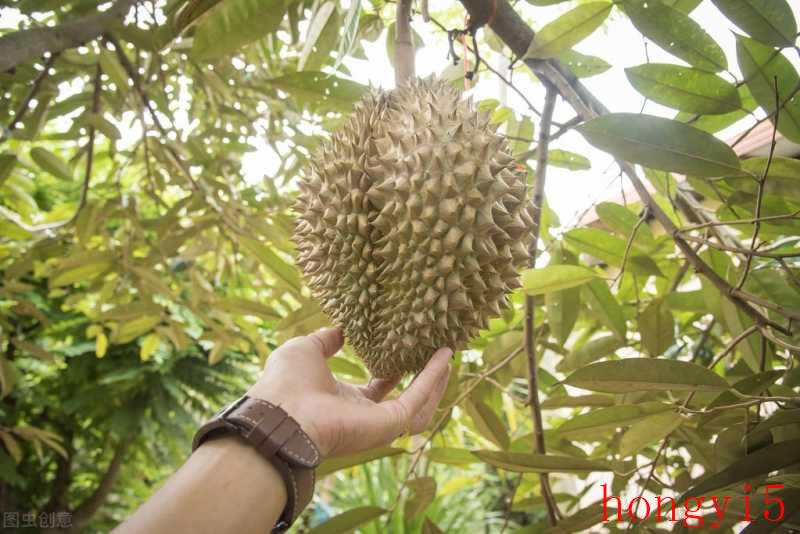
[
  {"x1": 267, "y1": 72, "x2": 368, "y2": 114},
  {"x1": 465, "y1": 398, "x2": 510, "y2": 449},
  {"x1": 619, "y1": 411, "x2": 683, "y2": 456},
  {"x1": 139, "y1": 333, "x2": 161, "y2": 361},
  {"x1": 711, "y1": 0, "x2": 797, "y2": 47},
  {"x1": 298, "y1": 2, "x2": 338, "y2": 71},
  {"x1": 639, "y1": 299, "x2": 675, "y2": 356},
  {"x1": 546, "y1": 247, "x2": 581, "y2": 345},
  {"x1": 317, "y1": 448, "x2": 404, "y2": 477},
  {"x1": 556, "y1": 402, "x2": 672, "y2": 439},
  {"x1": 0, "y1": 154, "x2": 17, "y2": 186},
  {"x1": 547, "y1": 149, "x2": 591, "y2": 170},
  {"x1": 81, "y1": 112, "x2": 122, "y2": 140},
  {"x1": 238, "y1": 236, "x2": 301, "y2": 293},
  {"x1": 738, "y1": 157, "x2": 800, "y2": 198},
  {"x1": 215, "y1": 296, "x2": 280, "y2": 320},
  {"x1": 559, "y1": 334, "x2": 624, "y2": 373},
  {"x1": 662, "y1": 0, "x2": 703, "y2": 12},
  {"x1": 541, "y1": 394, "x2": 615, "y2": 409},
  {"x1": 308, "y1": 506, "x2": 387, "y2": 534},
  {"x1": 98, "y1": 50, "x2": 129, "y2": 91},
  {"x1": 623, "y1": 0, "x2": 727, "y2": 71},
  {"x1": 405, "y1": 476, "x2": 436, "y2": 520},
  {"x1": 30, "y1": 147, "x2": 73, "y2": 180},
  {"x1": 427, "y1": 447, "x2": 479, "y2": 465},
  {"x1": 576, "y1": 113, "x2": 744, "y2": 177},
  {"x1": 525, "y1": 2, "x2": 613, "y2": 59},
  {"x1": 737, "y1": 37, "x2": 800, "y2": 143},
  {"x1": 665, "y1": 290, "x2": 706, "y2": 312},
  {"x1": 114, "y1": 314, "x2": 162, "y2": 344},
  {"x1": 192, "y1": 0, "x2": 288, "y2": 60},
  {"x1": 626, "y1": 64, "x2": 741, "y2": 115},
  {"x1": 563, "y1": 358, "x2": 729, "y2": 393},
  {"x1": 595, "y1": 202, "x2": 656, "y2": 250},
  {"x1": 334, "y1": 0, "x2": 361, "y2": 68},
  {"x1": 521, "y1": 265, "x2": 598, "y2": 296},
  {"x1": 748, "y1": 409, "x2": 800, "y2": 441},
  {"x1": 473, "y1": 450, "x2": 614, "y2": 473},
  {"x1": 582, "y1": 278, "x2": 627, "y2": 340},
  {"x1": 558, "y1": 50, "x2": 611, "y2": 78},
  {"x1": 49, "y1": 251, "x2": 115, "y2": 287},
  {"x1": 565, "y1": 228, "x2": 662, "y2": 277},
  {"x1": 679, "y1": 440, "x2": 800, "y2": 500}
]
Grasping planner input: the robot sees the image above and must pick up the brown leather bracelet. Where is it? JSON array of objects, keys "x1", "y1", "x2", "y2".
[{"x1": 192, "y1": 395, "x2": 321, "y2": 532}]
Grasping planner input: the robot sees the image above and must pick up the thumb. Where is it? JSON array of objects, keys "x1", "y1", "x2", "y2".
[{"x1": 301, "y1": 327, "x2": 344, "y2": 359}]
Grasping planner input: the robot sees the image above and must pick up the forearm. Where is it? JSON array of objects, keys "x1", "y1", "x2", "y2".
[{"x1": 115, "y1": 436, "x2": 286, "y2": 534}]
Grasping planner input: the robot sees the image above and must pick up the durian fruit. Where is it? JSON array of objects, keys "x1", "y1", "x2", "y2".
[{"x1": 294, "y1": 78, "x2": 535, "y2": 377}]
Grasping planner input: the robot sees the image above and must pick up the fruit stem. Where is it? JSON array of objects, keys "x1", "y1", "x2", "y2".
[{"x1": 394, "y1": 0, "x2": 415, "y2": 85}]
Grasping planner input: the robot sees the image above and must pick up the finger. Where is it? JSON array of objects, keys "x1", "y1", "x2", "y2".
[
  {"x1": 393, "y1": 347, "x2": 452, "y2": 414},
  {"x1": 282, "y1": 327, "x2": 344, "y2": 360},
  {"x1": 359, "y1": 376, "x2": 401, "y2": 402},
  {"x1": 410, "y1": 365, "x2": 451, "y2": 433}
]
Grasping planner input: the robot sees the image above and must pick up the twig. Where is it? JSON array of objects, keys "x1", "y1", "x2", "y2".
[
  {"x1": 679, "y1": 234, "x2": 800, "y2": 259},
  {"x1": 708, "y1": 325, "x2": 759, "y2": 369},
  {"x1": 736, "y1": 77, "x2": 779, "y2": 290},
  {"x1": 2, "y1": 53, "x2": 58, "y2": 141},
  {"x1": 614, "y1": 207, "x2": 649, "y2": 286},
  {"x1": 524, "y1": 83, "x2": 559, "y2": 527},
  {"x1": 731, "y1": 79, "x2": 800, "y2": 150},
  {"x1": 676, "y1": 210, "x2": 800, "y2": 233}
]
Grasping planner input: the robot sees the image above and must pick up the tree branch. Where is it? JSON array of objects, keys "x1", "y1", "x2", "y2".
[
  {"x1": 0, "y1": 0, "x2": 141, "y2": 72},
  {"x1": 524, "y1": 83, "x2": 559, "y2": 527},
  {"x1": 69, "y1": 436, "x2": 133, "y2": 532}
]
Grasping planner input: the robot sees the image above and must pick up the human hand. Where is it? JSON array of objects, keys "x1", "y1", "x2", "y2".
[{"x1": 247, "y1": 327, "x2": 452, "y2": 457}]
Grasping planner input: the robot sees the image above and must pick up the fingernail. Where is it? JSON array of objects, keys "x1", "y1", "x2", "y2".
[{"x1": 440, "y1": 347, "x2": 453, "y2": 359}]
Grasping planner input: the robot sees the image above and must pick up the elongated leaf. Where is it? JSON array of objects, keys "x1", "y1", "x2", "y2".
[
  {"x1": 98, "y1": 50, "x2": 129, "y2": 91},
  {"x1": 582, "y1": 278, "x2": 627, "y2": 340},
  {"x1": 577, "y1": 113, "x2": 744, "y2": 177},
  {"x1": 662, "y1": 0, "x2": 702, "y2": 12},
  {"x1": 711, "y1": 0, "x2": 797, "y2": 47},
  {"x1": 546, "y1": 247, "x2": 581, "y2": 345},
  {"x1": 639, "y1": 299, "x2": 675, "y2": 356},
  {"x1": 474, "y1": 450, "x2": 614, "y2": 473},
  {"x1": 737, "y1": 37, "x2": 800, "y2": 143},
  {"x1": 81, "y1": 112, "x2": 122, "y2": 140},
  {"x1": 525, "y1": 2, "x2": 613, "y2": 59},
  {"x1": 619, "y1": 411, "x2": 683, "y2": 456},
  {"x1": 541, "y1": 394, "x2": 615, "y2": 409},
  {"x1": 565, "y1": 227, "x2": 663, "y2": 277},
  {"x1": 465, "y1": 398, "x2": 510, "y2": 449},
  {"x1": 748, "y1": 409, "x2": 800, "y2": 441},
  {"x1": 49, "y1": 251, "x2": 115, "y2": 287},
  {"x1": 308, "y1": 506, "x2": 386, "y2": 534},
  {"x1": 114, "y1": 315, "x2": 162, "y2": 344},
  {"x1": 239, "y1": 236, "x2": 301, "y2": 293},
  {"x1": 335, "y1": 0, "x2": 362, "y2": 68},
  {"x1": 405, "y1": 477, "x2": 436, "y2": 520},
  {"x1": 317, "y1": 447, "x2": 403, "y2": 477},
  {"x1": 427, "y1": 447, "x2": 478, "y2": 465},
  {"x1": 595, "y1": 202, "x2": 656, "y2": 250},
  {"x1": 563, "y1": 358, "x2": 729, "y2": 393},
  {"x1": 547, "y1": 149, "x2": 591, "y2": 170},
  {"x1": 626, "y1": 64, "x2": 741, "y2": 115},
  {"x1": 215, "y1": 296, "x2": 280, "y2": 320},
  {"x1": 556, "y1": 402, "x2": 672, "y2": 438},
  {"x1": 30, "y1": 147, "x2": 72, "y2": 181},
  {"x1": 623, "y1": 0, "x2": 727, "y2": 72},
  {"x1": 740, "y1": 489, "x2": 800, "y2": 533},
  {"x1": 192, "y1": 0, "x2": 288, "y2": 59},
  {"x1": 558, "y1": 334, "x2": 624, "y2": 373},
  {"x1": 267, "y1": 72, "x2": 368, "y2": 113},
  {"x1": 299, "y1": 2, "x2": 336, "y2": 70},
  {"x1": 680, "y1": 440, "x2": 800, "y2": 500},
  {"x1": 521, "y1": 265, "x2": 598, "y2": 296},
  {"x1": 0, "y1": 154, "x2": 17, "y2": 187},
  {"x1": 558, "y1": 50, "x2": 611, "y2": 78}
]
